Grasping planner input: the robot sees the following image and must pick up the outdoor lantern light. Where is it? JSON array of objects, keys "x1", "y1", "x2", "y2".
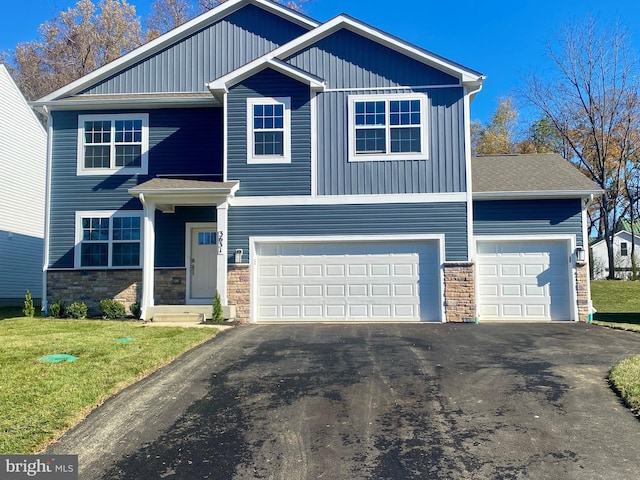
[
  {"x1": 576, "y1": 246, "x2": 586, "y2": 263},
  {"x1": 235, "y1": 249, "x2": 243, "y2": 264}
]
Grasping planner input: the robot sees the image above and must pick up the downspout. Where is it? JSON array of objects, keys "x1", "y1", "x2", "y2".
[
  {"x1": 42, "y1": 106, "x2": 53, "y2": 315},
  {"x1": 464, "y1": 81, "x2": 483, "y2": 324}
]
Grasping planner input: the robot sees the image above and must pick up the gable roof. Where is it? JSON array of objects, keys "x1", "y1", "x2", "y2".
[
  {"x1": 472, "y1": 154, "x2": 602, "y2": 199},
  {"x1": 207, "y1": 13, "x2": 485, "y2": 95},
  {"x1": 34, "y1": 0, "x2": 319, "y2": 104}
]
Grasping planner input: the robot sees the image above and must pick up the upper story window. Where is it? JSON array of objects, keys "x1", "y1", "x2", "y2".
[
  {"x1": 247, "y1": 97, "x2": 291, "y2": 164},
  {"x1": 621, "y1": 242, "x2": 629, "y2": 256},
  {"x1": 348, "y1": 94, "x2": 428, "y2": 162},
  {"x1": 75, "y1": 211, "x2": 143, "y2": 268},
  {"x1": 77, "y1": 114, "x2": 149, "y2": 175}
]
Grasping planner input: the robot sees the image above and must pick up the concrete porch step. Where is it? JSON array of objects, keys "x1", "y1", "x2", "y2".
[
  {"x1": 152, "y1": 312, "x2": 205, "y2": 323},
  {"x1": 147, "y1": 305, "x2": 236, "y2": 322}
]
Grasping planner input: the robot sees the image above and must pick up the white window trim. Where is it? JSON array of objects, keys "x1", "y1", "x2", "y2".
[
  {"x1": 347, "y1": 93, "x2": 429, "y2": 162},
  {"x1": 74, "y1": 210, "x2": 144, "y2": 269},
  {"x1": 77, "y1": 113, "x2": 149, "y2": 175},
  {"x1": 246, "y1": 97, "x2": 291, "y2": 164}
]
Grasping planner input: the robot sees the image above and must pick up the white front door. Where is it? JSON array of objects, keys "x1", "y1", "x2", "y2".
[{"x1": 187, "y1": 224, "x2": 217, "y2": 302}]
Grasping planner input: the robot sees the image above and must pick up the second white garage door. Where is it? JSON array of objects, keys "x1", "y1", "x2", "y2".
[
  {"x1": 253, "y1": 239, "x2": 442, "y2": 322},
  {"x1": 476, "y1": 240, "x2": 573, "y2": 321}
]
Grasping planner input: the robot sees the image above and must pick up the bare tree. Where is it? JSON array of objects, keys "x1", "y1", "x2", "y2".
[
  {"x1": 522, "y1": 15, "x2": 640, "y2": 279},
  {"x1": 146, "y1": 0, "x2": 195, "y2": 40}
]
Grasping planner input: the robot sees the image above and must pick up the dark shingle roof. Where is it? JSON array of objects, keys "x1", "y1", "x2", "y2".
[{"x1": 472, "y1": 153, "x2": 602, "y2": 197}]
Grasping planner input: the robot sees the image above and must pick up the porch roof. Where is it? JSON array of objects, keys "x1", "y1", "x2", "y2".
[{"x1": 129, "y1": 178, "x2": 239, "y2": 212}]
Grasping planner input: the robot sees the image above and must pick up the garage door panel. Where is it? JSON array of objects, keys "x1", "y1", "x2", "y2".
[
  {"x1": 255, "y1": 240, "x2": 440, "y2": 322},
  {"x1": 477, "y1": 240, "x2": 571, "y2": 321}
]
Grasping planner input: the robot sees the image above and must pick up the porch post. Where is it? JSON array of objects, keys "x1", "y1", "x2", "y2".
[
  {"x1": 216, "y1": 200, "x2": 229, "y2": 305},
  {"x1": 140, "y1": 194, "x2": 156, "y2": 320}
]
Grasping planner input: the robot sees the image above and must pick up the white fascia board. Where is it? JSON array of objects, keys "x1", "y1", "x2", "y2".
[
  {"x1": 229, "y1": 192, "x2": 467, "y2": 207},
  {"x1": 36, "y1": 0, "x2": 319, "y2": 104},
  {"x1": 32, "y1": 96, "x2": 220, "y2": 111},
  {"x1": 209, "y1": 58, "x2": 326, "y2": 96},
  {"x1": 473, "y1": 190, "x2": 603, "y2": 200},
  {"x1": 208, "y1": 14, "x2": 485, "y2": 91}
]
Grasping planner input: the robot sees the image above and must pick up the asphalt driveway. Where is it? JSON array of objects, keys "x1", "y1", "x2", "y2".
[{"x1": 48, "y1": 323, "x2": 640, "y2": 479}]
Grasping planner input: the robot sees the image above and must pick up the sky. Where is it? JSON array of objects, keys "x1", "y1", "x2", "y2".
[{"x1": 1, "y1": 0, "x2": 639, "y2": 124}]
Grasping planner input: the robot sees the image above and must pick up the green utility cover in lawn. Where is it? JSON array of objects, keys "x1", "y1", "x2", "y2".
[
  {"x1": 39, "y1": 354, "x2": 78, "y2": 363},
  {"x1": 117, "y1": 337, "x2": 135, "y2": 343}
]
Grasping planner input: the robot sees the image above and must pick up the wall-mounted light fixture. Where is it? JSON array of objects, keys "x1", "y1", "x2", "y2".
[
  {"x1": 235, "y1": 248, "x2": 243, "y2": 264},
  {"x1": 575, "y1": 246, "x2": 586, "y2": 263}
]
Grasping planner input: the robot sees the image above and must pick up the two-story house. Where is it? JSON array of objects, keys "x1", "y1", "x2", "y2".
[{"x1": 34, "y1": 0, "x2": 600, "y2": 323}]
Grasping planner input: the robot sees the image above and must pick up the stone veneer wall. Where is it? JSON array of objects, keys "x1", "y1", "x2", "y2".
[
  {"x1": 227, "y1": 264, "x2": 250, "y2": 324},
  {"x1": 576, "y1": 263, "x2": 589, "y2": 322},
  {"x1": 443, "y1": 262, "x2": 475, "y2": 323},
  {"x1": 47, "y1": 269, "x2": 186, "y2": 315}
]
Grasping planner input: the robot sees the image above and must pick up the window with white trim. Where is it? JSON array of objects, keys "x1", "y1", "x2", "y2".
[
  {"x1": 247, "y1": 97, "x2": 291, "y2": 164},
  {"x1": 75, "y1": 211, "x2": 143, "y2": 268},
  {"x1": 348, "y1": 94, "x2": 428, "y2": 162},
  {"x1": 77, "y1": 114, "x2": 149, "y2": 175}
]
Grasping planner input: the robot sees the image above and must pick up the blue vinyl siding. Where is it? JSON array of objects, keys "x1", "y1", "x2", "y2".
[
  {"x1": 155, "y1": 207, "x2": 216, "y2": 267},
  {"x1": 473, "y1": 199, "x2": 584, "y2": 246},
  {"x1": 48, "y1": 108, "x2": 223, "y2": 268},
  {"x1": 317, "y1": 87, "x2": 466, "y2": 195},
  {"x1": 81, "y1": 4, "x2": 309, "y2": 95},
  {"x1": 227, "y1": 68, "x2": 311, "y2": 196},
  {"x1": 285, "y1": 29, "x2": 459, "y2": 89},
  {"x1": 228, "y1": 202, "x2": 468, "y2": 262}
]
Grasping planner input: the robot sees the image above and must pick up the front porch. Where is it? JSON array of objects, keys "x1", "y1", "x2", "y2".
[{"x1": 128, "y1": 178, "x2": 240, "y2": 321}]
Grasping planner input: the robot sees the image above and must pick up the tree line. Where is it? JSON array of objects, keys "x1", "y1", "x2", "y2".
[{"x1": 472, "y1": 16, "x2": 640, "y2": 279}]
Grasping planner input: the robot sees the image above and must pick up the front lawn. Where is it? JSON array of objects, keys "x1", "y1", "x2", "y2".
[
  {"x1": 591, "y1": 280, "x2": 640, "y2": 412},
  {"x1": 0, "y1": 317, "x2": 219, "y2": 454}
]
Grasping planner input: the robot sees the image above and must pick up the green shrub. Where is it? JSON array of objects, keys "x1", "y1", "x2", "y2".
[
  {"x1": 49, "y1": 300, "x2": 65, "y2": 318},
  {"x1": 99, "y1": 299, "x2": 126, "y2": 319},
  {"x1": 65, "y1": 302, "x2": 87, "y2": 319},
  {"x1": 212, "y1": 290, "x2": 224, "y2": 323},
  {"x1": 129, "y1": 302, "x2": 141, "y2": 319},
  {"x1": 23, "y1": 290, "x2": 35, "y2": 318}
]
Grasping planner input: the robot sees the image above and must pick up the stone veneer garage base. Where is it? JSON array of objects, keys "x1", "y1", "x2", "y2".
[{"x1": 47, "y1": 263, "x2": 589, "y2": 323}]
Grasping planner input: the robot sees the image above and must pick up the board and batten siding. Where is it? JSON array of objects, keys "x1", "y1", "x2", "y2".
[
  {"x1": 284, "y1": 29, "x2": 467, "y2": 195},
  {"x1": 473, "y1": 199, "x2": 584, "y2": 246},
  {"x1": 285, "y1": 29, "x2": 459, "y2": 89},
  {"x1": 316, "y1": 87, "x2": 466, "y2": 195},
  {"x1": 81, "y1": 4, "x2": 309, "y2": 95},
  {"x1": 48, "y1": 108, "x2": 223, "y2": 268},
  {"x1": 227, "y1": 68, "x2": 311, "y2": 196},
  {"x1": 0, "y1": 65, "x2": 46, "y2": 299},
  {"x1": 228, "y1": 202, "x2": 468, "y2": 262}
]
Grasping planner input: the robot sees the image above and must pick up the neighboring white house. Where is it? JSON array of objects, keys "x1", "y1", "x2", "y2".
[
  {"x1": 0, "y1": 64, "x2": 46, "y2": 305},
  {"x1": 591, "y1": 226, "x2": 640, "y2": 280}
]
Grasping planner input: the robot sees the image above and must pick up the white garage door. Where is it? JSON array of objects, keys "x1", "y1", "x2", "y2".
[
  {"x1": 254, "y1": 240, "x2": 441, "y2": 322},
  {"x1": 477, "y1": 240, "x2": 572, "y2": 321}
]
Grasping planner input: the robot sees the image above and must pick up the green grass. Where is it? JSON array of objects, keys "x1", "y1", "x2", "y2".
[
  {"x1": 610, "y1": 355, "x2": 640, "y2": 412},
  {"x1": 590, "y1": 280, "x2": 640, "y2": 411},
  {"x1": 0, "y1": 317, "x2": 218, "y2": 454},
  {"x1": 591, "y1": 280, "x2": 640, "y2": 314}
]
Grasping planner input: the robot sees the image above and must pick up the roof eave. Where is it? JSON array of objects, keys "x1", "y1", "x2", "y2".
[{"x1": 473, "y1": 189, "x2": 603, "y2": 200}]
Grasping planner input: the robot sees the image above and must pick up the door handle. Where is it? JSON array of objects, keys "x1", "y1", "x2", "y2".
[{"x1": 191, "y1": 258, "x2": 195, "y2": 275}]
